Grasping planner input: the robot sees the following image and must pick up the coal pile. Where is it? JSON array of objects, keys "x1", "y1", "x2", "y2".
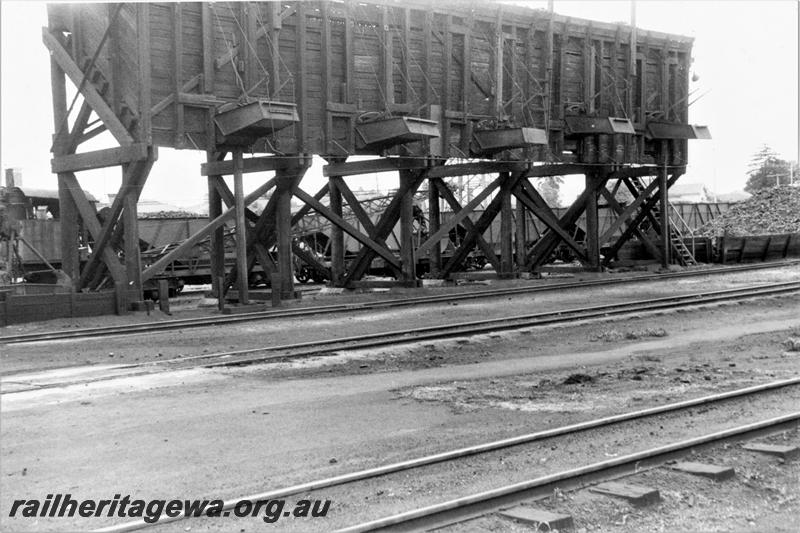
[
  {"x1": 698, "y1": 185, "x2": 800, "y2": 236},
  {"x1": 139, "y1": 210, "x2": 205, "y2": 219}
]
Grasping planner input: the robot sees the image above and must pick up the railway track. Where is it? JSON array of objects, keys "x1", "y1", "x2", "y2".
[
  {"x1": 2, "y1": 260, "x2": 798, "y2": 345},
  {"x1": 93, "y1": 378, "x2": 800, "y2": 532},
  {"x1": 5, "y1": 281, "x2": 798, "y2": 396},
  {"x1": 339, "y1": 413, "x2": 800, "y2": 532}
]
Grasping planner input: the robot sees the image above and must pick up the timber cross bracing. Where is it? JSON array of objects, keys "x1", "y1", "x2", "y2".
[{"x1": 45, "y1": 1, "x2": 708, "y2": 308}]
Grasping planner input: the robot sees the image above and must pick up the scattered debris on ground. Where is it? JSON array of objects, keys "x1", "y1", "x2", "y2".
[{"x1": 590, "y1": 328, "x2": 668, "y2": 342}]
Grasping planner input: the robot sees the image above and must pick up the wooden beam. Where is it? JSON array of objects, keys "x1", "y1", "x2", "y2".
[
  {"x1": 343, "y1": 174, "x2": 425, "y2": 283},
  {"x1": 443, "y1": 15, "x2": 452, "y2": 156},
  {"x1": 602, "y1": 172, "x2": 682, "y2": 265},
  {"x1": 137, "y1": 3, "x2": 152, "y2": 144},
  {"x1": 515, "y1": 185, "x2": 527, "y2": 270},
  {"x1": 428, "y1": 177, "x2": 441, "y2": 274},
  {"x1": 207, "y1": 153, "x2": 225, "y2": 297},
  {"x1": 423, "y1": 10, "x2": 432, "y2": 107},
  {"x1": 382, "y1": 5, "x2": 394, "y2": 109},
  {"x1": 399, "y1": 171, "x2": 416, "y2": 281},
  {"x1": 79, "y1": 152, "x2": 155, "y2": 289},
  {"x1": 527, "y1": 172, "x2": 608, "y2": 268},
  {"x1": 515, "y1": 181, "x2": 588, "y2": 262},
  {"x1": 328, "y1": 177, "x2": 345, "y2": 285},
  {"x1": 330, "y1": 177, "x2": 378, "y2": 236},
  {"x1": 202, "y1": 155, "x2": 312, "y2": 176},
  {"x1": 292, "y1": 187, "x2": 402, "y2": 270},
  {"x1": 417, "y1": 176, "x2": 501, "y2": 257},
  {"x1": 433, "y1": 178, "x2": 502, "y2": 272},
  {"x1": 60, "y1": 173, "x2": 126, "y2": 283},
  {"x1": 599, "y1": 187, "x2": 662, "y2": 261},
  {"x1": 584, "y1": 172, "x2": 601, "y2": 269},
  {"x1": 173, "y1": 3, "x2": 185, "y2": 147},
  {"x1": 494, "y1": 6, "x2": 504, "y2": 116},
  {"x1": 66, "y1": 101, "x2": 95, "y2": 152},
  {"x1": 296, "y1": 2, "x2": 307, "y2": 149},
  {"x1": 51, "y1": 143, "x2": 152, "y2": 173},
  {"x1": 499, "y1": 174, "x2": 514, "y2": 275},
  {"x1": 441, "y1": 174, "x2": 520, "y2": 276},
  {"x1": 233, "y1": 150, "x2": 249, "y2": 304},
  {"x1": 42, "y1": 28, "x2": 133, "y2": 145},
  {"x1": 141, "y1": 179, "x2": 277, "y2": 283},
  {"x1": 322, "y1": 157, "x2": 429, "y2": 177},
  {"x1": 598, "y1": 176, "x2": 660, "y2": 243},
  {"x1": 212, "y1": 177, "x2": 260, "y2": 224}
]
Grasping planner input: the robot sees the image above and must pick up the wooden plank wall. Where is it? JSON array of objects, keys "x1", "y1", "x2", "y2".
[
  {"x1": 0, "y1": 292, "x2": 119, "y2": 325},
  {"x1": 50, "y1": 1, "x2": 693, "y2": 161}
]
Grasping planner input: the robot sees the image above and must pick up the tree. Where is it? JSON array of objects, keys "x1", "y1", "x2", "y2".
[{"x1": 745, "y1": 145, "x2": 795, "y2": 193}]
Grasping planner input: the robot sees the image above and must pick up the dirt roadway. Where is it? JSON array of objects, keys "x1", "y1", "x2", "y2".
[{"x1": 1, "y1": 271, "x2": 799, "y2": 532}]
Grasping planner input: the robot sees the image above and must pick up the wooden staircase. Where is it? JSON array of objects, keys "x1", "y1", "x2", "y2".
[{"x1": 629, "y1": 177, "x2": 696, "y2": 266}]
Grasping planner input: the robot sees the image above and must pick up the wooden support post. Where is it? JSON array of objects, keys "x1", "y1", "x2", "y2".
[
  {"x1": 499, "y1": 173, "x2": 514, "y2": 277},
  {"x1": 515, "y1": 186, "x2": 527, "y2": 271},
  {"x1": 493, "y1": 7, "x2": 504, "y2": 117},
  {"x1": 207, "y1": 156, "x2": 225, "y2": 298},
  {"x1": 217, "y1": 276, "x2": 226, "y2": 311},
  {"x1": 57, "y1": 184, "x2": 80, "y2": 288},
  {"x1": 428, "y1": 178, "x2": 442, "y2": 276},
  {"x1": 172, "y1": 3, "x2": 185, "y2": 148},
  {"x1": 585, "y1": 172, "x2": 601, "y2": 270},
  {"x1": 114, "y1": 281, "x2": 127, "y2": 315},
  {"x1": 660, "y1": 158, "x2": 670, "y2": 267},
  {"x1": 233, "y1": 150, "x2": 249, "y2": 304},
  {"x1": 399, "y1": 171, "x2": 416, "y2": 282},
  {"x1": 49, "y1": 32, "x2": 80, "y2": 288},
  {"x1": 275, "y1": 172, "x2": 296, "y2": 296},
  {"x1": 271, "y1": 273, "x2": 282, "y2": 307},
  {"x1": 158, "y1": 279, "x2": 170, "y2": 314},
  {"x1": 329, "y1": 177, "x2": 345, "y2": 286},
  {"x1": 123, "y1": 176, "x2": 143, "y2": 300}
]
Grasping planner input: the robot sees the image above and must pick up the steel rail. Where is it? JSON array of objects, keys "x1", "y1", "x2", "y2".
[
  {"x1": 4, "y1": 281, "x2": 797, "y2": 394},
  {"x1": 338, "y1": 412, "x2": 800, "y2": 532},
  {"x1": 3, "y1": 260, "x2": 798, "y2": 345},
  {"x1": 188, "y1": 281, "x2": 800, "y2": 368},
  {"x1": 93, "y1": 379, "x2": 800, "y2": 533}
]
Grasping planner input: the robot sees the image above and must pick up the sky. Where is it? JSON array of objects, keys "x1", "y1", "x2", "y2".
[{"x1": 1, "y1": 0, "x2": 798, "y2": 208}]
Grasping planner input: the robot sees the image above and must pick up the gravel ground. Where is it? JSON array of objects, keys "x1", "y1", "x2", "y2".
[
  {"x1": 457, "y1": 428, "x2": 800, "y2": 533},
  {"x1": 1, "y1": 264, "x2": 798, "y2": 532}
]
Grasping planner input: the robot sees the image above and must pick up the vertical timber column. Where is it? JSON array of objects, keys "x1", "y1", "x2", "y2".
[
  {"x1": 233, "y1": 150, "x2": 249, "y2": 304},
  {"x1": 328, "y1": 177, "x2": 345, "y2": 286},
  {"x1": 660, "y1": 151, "x2": 671, "y2": 268},
  {"x1": 123, "y1": 172, "x2": 143, "y2": 301},
  {"x1": 515, "y1": 190, "x2": 527, "y2": 272},
  {"x1": 399, "y1": 171, "x2": 416, "y2": 283},
  {"x1": 428, "y1": 180, "x2": 441, "y2": 276},
  {"x1": 207, "y1": 157, "x2": 224, "y2": 298},
  {"x1": 499, "y1": 173, "x2": 513, "y2": 277},
  {"x1": 49, "y1": 32, "x2": 79, "y2": 287},
  {"x1": 585, "y1": 172, "x2": 601, "y2": 271},
  {"x1": 275, "y1": 171, "x2": 296, "y2": 296}
]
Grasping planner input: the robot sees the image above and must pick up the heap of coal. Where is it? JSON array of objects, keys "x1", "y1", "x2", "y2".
[
  {"x1": 698, "y1": 185, "x2": 800, "y2": 237},
  {"x1": 138, "y1": 210, "x2": 205, "y2": 219}
]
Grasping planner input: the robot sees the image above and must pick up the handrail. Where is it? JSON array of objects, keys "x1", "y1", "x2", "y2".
[{"x1": 668, "y1": 202, "x2": 696, "y2": 261}]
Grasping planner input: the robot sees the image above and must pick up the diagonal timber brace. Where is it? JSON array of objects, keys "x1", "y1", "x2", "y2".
[
  {"x1": 429, "y1": 178, "x2": 502, "y2": 273},
  {"x1": 602, "y1": 172, "x2": 683, "y2": 266},
  {"x1": 42, "y1": 28, "x2": 134, "y2": 146},
  {"x1": 442, "y1": 172, "x2": 524, "y2": 277},
  {"x1": 526, "y1": 173, "x2": 610, "y2": 269},
  {"x1": 343, "y1": 172, "x2": 426, "y2": 285},
  {"x1": 514, "y1": 180, "x2": 590, "y2": 264}
]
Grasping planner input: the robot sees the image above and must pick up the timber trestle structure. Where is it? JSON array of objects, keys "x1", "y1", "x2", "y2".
[{"x1": 45, "y1": 1, "x2": 708, "y2": 308}]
